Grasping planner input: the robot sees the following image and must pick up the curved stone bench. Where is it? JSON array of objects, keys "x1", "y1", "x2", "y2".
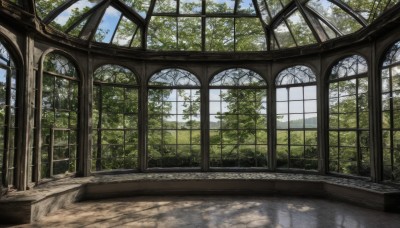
[{"x1": 1, "y1": 173, "x2": 400, "y2": 224}]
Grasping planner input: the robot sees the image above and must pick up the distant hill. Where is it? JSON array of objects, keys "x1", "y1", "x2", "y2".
[{"x1": 277, "y1": 116, "x2": 317, "y2": 128}]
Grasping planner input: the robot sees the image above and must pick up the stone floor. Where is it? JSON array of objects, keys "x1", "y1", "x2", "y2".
[{"x1": 13, "y1": 196, "x2": 400, "y2": 228}]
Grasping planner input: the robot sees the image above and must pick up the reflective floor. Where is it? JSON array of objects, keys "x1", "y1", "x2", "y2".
[{"x1": 20, "y1": 196, "x2": 400, "y2": 228}]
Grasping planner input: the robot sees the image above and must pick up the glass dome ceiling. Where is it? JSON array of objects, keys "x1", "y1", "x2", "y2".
[{"x1": 32, "y1": 0, "x2": 400, "y2": 52}]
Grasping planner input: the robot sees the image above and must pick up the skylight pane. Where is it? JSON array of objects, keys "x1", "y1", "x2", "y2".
[
  {"x1": 131, "y1": 28, "x2": 142, "y2": 48},
  {"x1": 178, "y1": 17, "x2": 202, "y2": 51},
  {"x1": 120, "y1": 0, "x2": 151, "y2": 18},
  {"x1": 340, "y1": 0, "x2": 375, "y2": 22},
  {"x1": 51, "y1": 0, "x2": 99, "y2": 31},
  {"x1": 306, "y1": 0, "x2": 363, "y2": 35},
  {"x1": 148, "y1": 16, "x2": 177, "y2": 50},
  {"x1": 154, "y1": 0, "x2": 177, "y2": 13},
  {"x1": 286, "y1": 10, "x2": 316, "y2": 46},
  {"x1": 206, "y1": 18, "x2": 234, "y2": 51},
  {"x1": 206, "y1": 0, "x2": 235, "y2": 14},
  {"x1": 112, "y1": 17, "x2": 137, "y2": 47},
  {"x1": 235, "y1": 18, "x2": 267, "y2": 51},
  {"x1": 318, "y1": 19, "x2": 337, "y2": 39},
  {"x1": 237, "y1": 0, "x2": 256, "y2": 15},
  {"x1": 274, "y1": 20, "x2": 296, "y2": 49},
  {"x1": 257, "y1": 0, "x2": 271, "y2": 24},
  {"x1": 264, "y1": 0, "x2": 283, "y2": 18},
  {"x1": 35, "y1": 0, "x2": 65, "y2": 19},
  {"x1": 180, "y1": 0, "x2": 202, "y2": 14},
  {"x1": 93, "y1": 7, "x2": 122, "y2": 43},
  {"x1": 370, "y1": 0, "x2": 400, "y2": 23},
  {"x1": 68, "y1": 18, "x2": 88, "y2": 37}
]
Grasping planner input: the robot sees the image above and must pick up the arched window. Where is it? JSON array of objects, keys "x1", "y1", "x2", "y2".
[
  {"x1": 209, "y1": 68, "x2": 268, "y2": 167},
  {"x1": 41, "y1": 52, "x2": 79, "y2": 177},
  {"x1": 381, "y1": 41, "x2": 400, "y2": 182},
  {"x1": 328, "y1": 55, "x2": 369, "y2": 177},
  {"x1": 0, "y1": 40, "x2": 17, "y2": 187},
  {"x1": 92, "y1": 65, "x2": 139, "y2": 171},
  {"x1": 147, "y1": 69, "x2": 201, "y2": 168},
  {"x1": 275, "y1": 66, "x2": 318, "y2": 170}
]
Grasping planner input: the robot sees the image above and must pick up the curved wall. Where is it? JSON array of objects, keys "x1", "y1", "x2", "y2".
[{"x1": 1, "y1": 2, "x2": 400, "y2": 190}]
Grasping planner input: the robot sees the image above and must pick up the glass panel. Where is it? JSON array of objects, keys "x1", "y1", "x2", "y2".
[
  {"x1": 180, "y1": 0, "x2": 202, "y2": 14},
  {"x1": 237, "y1": 0, "x2": 256, "y2": 15},
  {"x1": 93, "y1": 7, "x2": 122, "y2": 43},
  {"x1": 94, "y1": 65, "x2": 137, "y2": 85},
  {"x1": 330, "y1": 55, "x2": 368, "y2": 79},
  {"x1": 68, "y1": 17, "x2": 88, "y2": 37},
  {"x1": 206, "y1": 0, "x2": 235, "y2": 13},
  {"x1": 264, "y1": 0, "x2": 283, "y2": 18},
  {"x1": 276, "y1": 66, "x2": 316, "y2": 85},
  {"x1": 209, "y1": 88, "x2": 267, "y2": 168},
  {"x1": 257, "y1": 0, "x2": 271, "y2": 24},
  {"x1": 149, "y1": 68, "x2": 200, "y2": 86},
  {"x1": 286, "y1": 10, "x2": 316, "y2": 46},
  {"x1": 274, "y1": 21, "x2": 296, "y2": 49},
  {"x1": 120, "y1": 0, "x2": 151, "y2": 18},
  {"x1": 235, "y1": 18, "x2": 267, "y2": 51},
  {"x1": 306, "y1": 0, "x2": 363, "y2": 35},
  {"x1": 131, "y1": 28, "x2": 142, "y2": 48},
  {"x1": 35, "y1": 0, "x2": 65, "y2": 19},
  {"x1": 44, "y1": 52, "x2": 77, "y2": 78},
  {"x1": 154, "y1": 0, "x2": 177, "y2": 13},
  {"x1": 112, "y1": 17, "x2": 137, "y2": 47},
  {"x1": 206, "y1": 18, "x2": 234, "y2": 51},
  {"x1": 178, "y1": 17, "x2": 202, "y2": 51},
  {"x1": 318, "y1": 19, "x2": 338, "y2": 39},
  {"x1": 148, "y1": 87, "x2": 201, "y2": 168},
  {"x1": 148, "y1": 16, "x2": 177, "y2": 50},
  {"x1": 383, "y1": 41, "x2": 400, "y2": 66},
  {"x1": 210, "y1": 68, "x2": 266, "y2": 86},
  {"x1": 50, "y1": 0, "x2": 99, "y2": 31}
]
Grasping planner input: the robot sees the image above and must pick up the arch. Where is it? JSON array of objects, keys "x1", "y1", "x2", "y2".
[
  {"x1": 147, "y1": 68, "x2": 202, "y2": 168},
  {"x1": 327, "y1": 54, "x2": 370, "y2": 177},
  {"x1": 40, "y1": 50, "x2": 80, "y2": 178},
  {"x1": 380, "y1": 40, "x2": 400, "y2": 183},
  {"x1": 39, "y1": 49, "x2": 83, "y2": 81},
  {"x1": 209, "y1": 68, "x2": 268, "y2": 168},
  {"x1": 275, "y1": 65, "x2": 316, "y2": 85},
  {"x1": 275, "y1": 65, "x2": 318, "y2": 170},
  {"x1": 148, "y1": 68, "x2": 200, "y2": 86},
  {"x1": 329, "y1": 55, "x2": 368, "y2": 80},
  {"x1": 92, "y1": 64, "x2": 140, "y2": 172},
  {"x1": 382, "y1": 40, "x2": 400, "y2": 67},
  {"x1": 0, "y1": 37, "x2": 19, "y2": 187},
  {"x1": 210, "y1": 68, "x2": 267, "y2": 86},
  {"x1": 94, "y1": 64, "x2": 138, "y2": 85}
]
